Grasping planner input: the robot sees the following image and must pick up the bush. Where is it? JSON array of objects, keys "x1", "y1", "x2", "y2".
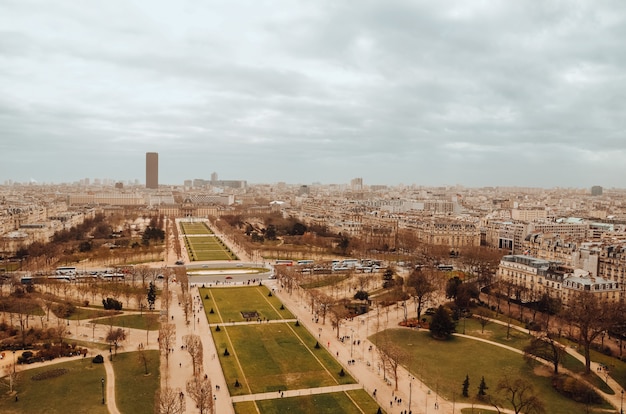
[
  {"x1": 552, "y1": 374, "x2": 602, "y2": 404},
  {"x1": 215, "y1": 326, "x2": 221, "y2": 332},
  {"x1": 224, "y1": 348, "x2": 230, "y2": 356},
  {"x1": 31, "y1": 368, "x2": 68, "y2": 381},
  {"x1": 339, "y1": 368, "x2": 345, "y2": 377},
  {"x1": 92, "y1": 354, "x2": 104, "y2": 364},
  {"x1": 314, "y1": 341, "x2": 320, "y2": 349},
  {"x1": 102, "y1": 297, "x2": 122, "y2": 310}
]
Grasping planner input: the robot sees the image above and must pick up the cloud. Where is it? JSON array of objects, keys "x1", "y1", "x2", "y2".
[{"x1": 1, "y1": 0, "x2": 625, "y2": 187}]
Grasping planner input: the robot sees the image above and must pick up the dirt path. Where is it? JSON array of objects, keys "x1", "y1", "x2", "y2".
[{"x1": 103, "y1": 356, "x2": 120, "y2": 414}]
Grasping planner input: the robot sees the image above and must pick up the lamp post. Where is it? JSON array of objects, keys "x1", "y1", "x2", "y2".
[
  {"x1": 621, "y1": 389, "x2": 624, "y2": 414},
  {"x1": 101, "y1": 377, "x2": 105, "y2": 404},
  {"x1": 408, "y1": 375, "x2": 414, "y2": 411}
]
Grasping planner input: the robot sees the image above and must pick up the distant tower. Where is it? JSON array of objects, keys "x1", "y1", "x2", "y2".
[
  {"x1": 211, "y1": 172, "x2": 218, "y2": 183},
  {"x1": 351, "y1": 177, "x2": 363, "y2": 191},
  {"x1": 591, "y1": 185, "x2": 603, "y2": 196},
  {"x1": 146, "y1": 152, "x2": 159, "y2": 189}
]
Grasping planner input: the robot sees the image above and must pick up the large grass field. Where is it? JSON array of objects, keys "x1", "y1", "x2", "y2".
[
  {"x1": 113, "y1": 350, "x2": 160, "y2": 414},
  {"x1": 372, "y1": 328, "x2": 612, "y2": 414},
  {"x1": 201, "y1": 285, "x2": 295, "y2": 324},
  {"x1": 0, "y1": 358, "x2": 108, "y2": 414},
  {"x1": 179, "y1": 221, "x2": 214, "y2": 235},
  {"x1": 214, "y1": 322, "x2": 356, "y2": 396},
  {"x1": 233, "y1": 390, "x2": 385, "y2": 414},
  {"x1": 92, "y1": 314, "x2": 160, "y2": 331},
  {"x1": 185, "y1": 235, "x2": 238, "y2": 261}
]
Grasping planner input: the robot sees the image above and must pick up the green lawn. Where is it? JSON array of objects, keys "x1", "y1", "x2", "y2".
[
  {"x1": 201, "y1": 285, "x2": 294, "y2": 324},
  {"x1": 179, "y1": 222, "x2": 214, "y2": 235},
  {"x1": 185, "y1": 235, "x2": 237, "y2": 261},
  {"x1": 214, "y1": 322, "x2": 355, "y2": 395},
  {"x1": 69, "y1": 307, "x2": 121, "y2": 321},
  {"x1": 113, "y1": 350, "x2": 160, "y2": 414},
  {"x1": 0, "y1": 358, "x2": 108, "y2": 414},
  {"x1": 372, "y1": 329, "x2": 611, "y2": 414},
  {"x1": 239, "y1": 391, "x2": 386, "y2": 414},
  {"x1": 91, "y1": 314, "x2": 160, "y2": 330}
]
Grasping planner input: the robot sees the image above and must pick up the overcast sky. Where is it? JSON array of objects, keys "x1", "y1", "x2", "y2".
[{"x1": 1, "y1": 1, "x2": 625, "y2": 188}]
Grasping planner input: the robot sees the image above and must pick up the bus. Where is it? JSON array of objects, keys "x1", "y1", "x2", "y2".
[
  {"x1": 297, "y1": 260, "x2": 314, "y2": 265},
  {"x1": 56, "y1": 266, "x2": 77, "y2": 276},
  {"x1": 437, "y1": 264, "x2": 454, "y2": 271},
  {"x1": 275, "y1": 260, "x2": 293, "y2": 266}
]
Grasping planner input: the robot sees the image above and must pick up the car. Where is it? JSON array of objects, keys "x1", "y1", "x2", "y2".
[
  {"x1": 225, "y1": 276, "x2": 233, "y2": 280},
  {"x1": 236, "y1": 263, "x2": 243, "y2": 268},
  {"x1": 175, "y1": 260, "x2": 184, "y2": 265}
]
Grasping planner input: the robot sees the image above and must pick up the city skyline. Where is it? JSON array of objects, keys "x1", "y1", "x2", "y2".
[{"x1": 1, "y1": 1, "x2": 625, "y2": 188}]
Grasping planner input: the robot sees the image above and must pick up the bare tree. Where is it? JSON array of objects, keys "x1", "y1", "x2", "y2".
[
  {"x1": 183, "y1": 334, "x2": 203, "y2": 375},
  {"x1": 493, "y1": 375, "x2": 545, "y2": 414},
  {"x1": 563, "y1": 291, "x2": 621, "y2": 373},
  {"x1": 155, "y1": 386, "x2": 185, "y2": 414},
  {"x1": 159, "y1": 323, "x2": 176, "y2": 367},
  {"x1": 376, "y1": 334, "x2": 408, "y2": 391},
  {"x1": 406, "y1": 268, "x2": 436, "y2": 320},
  {"x1": 106, "y1": 327, "x2": 127, "y2": 356},
  {"x1": 523, "y1": 330, "x2": 566, "y2": 375},
  {"x1": 475, "y1": 307, "x2": 492, "y2": 334},
  {"x1": 328, "y1": 300, "x2": 350, "y2": 339},
  {"x1": 186, "y1": 376, "x2": 214, "y2": 414},
  {"x1": 1, "y1": 360, "x2": 20, "y2": 394}
]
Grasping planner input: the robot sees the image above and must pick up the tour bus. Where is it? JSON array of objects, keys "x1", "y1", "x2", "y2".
[
  {"x1": 297, "y1": 260, "x2": 314, "y2": 265},
  {"x1": 437, "y1": 264, "x2": 454, "y2": 271},
  {"x1": 275, "y1": 260, "x2": 293, "y2": 266},
  {"x1": 56, "y1": 266, "x2": 77, "y2": 276}
]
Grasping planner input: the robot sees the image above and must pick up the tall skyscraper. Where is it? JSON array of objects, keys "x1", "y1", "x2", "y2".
[{"x1": 146, "y1": 152, "x2": 158, "y2": 189}]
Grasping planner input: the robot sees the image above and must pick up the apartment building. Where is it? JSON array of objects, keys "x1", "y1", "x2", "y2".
[{"x1": 496, "y1": 255, "x2": 620, "y2": 306}]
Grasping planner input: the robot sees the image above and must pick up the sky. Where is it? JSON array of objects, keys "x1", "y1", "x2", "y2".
[{"x1": 1, "y1": 1, "x2": 625, "y2": 188}]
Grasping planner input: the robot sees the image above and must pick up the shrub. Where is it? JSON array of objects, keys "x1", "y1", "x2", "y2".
[
  {"x1": 314, "y1": 341, "x2": 320, "y2": 349},
  {"x1": 224, "y1": 348, "x2": 230, "y2": 356},
  {"x1": 552, "y1": 374, "x2": 602, "y2": 404},
  {"x1": 102, "y1": 297, "x2": 122, "y2": 310},
  {"x1": 92, "y1": 354, "x2": 104, "y2": 364},
  {"x1": 339, "y1": 368, "x2": 345, "y2": 377},
  {"x1": 31, "y1": 368, "x2": 68, "y2": 381},
  {"x1": 215, "y1": 326, "x2": 221, "y2": 332}
]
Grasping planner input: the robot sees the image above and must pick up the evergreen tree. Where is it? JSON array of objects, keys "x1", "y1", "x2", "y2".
[
  {"x1": 477, "y1": 376, "x2": 488, "y2": 398},
  {"x1": 429, "y1": 305, "x2": 456, "y2": 339},
  {"x1": 462, "y1": 374, "x2": 470, "y2": 397},
  {"x1": 147, "y1": 281, "x2": 157, "y2": 310}
]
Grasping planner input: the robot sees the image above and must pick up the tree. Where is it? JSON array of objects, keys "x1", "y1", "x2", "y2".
[
  {"x1": 186, "y1": 376, "x2": 214, "y2": 414},
  {"x1": 103, "y1": 297, "x2": 123, "y2": 310},
  {"x1": 147, "y1": 281, "x2": 157, "y2": 310},
  {"x1": 475, "y1": 307, "x2": 491, "y2": 334},
  {"x1": 494, "y1": 375, "x2": 545, "y2": 414},
  {"x1": 462, "y1": 374, "x2": 470, "y2": 397},
  {"x1": 329, "y1": 300, "x2": 350, "y2": 339},
  {"x1": 477, "y1": 376, "x2": 488, "y2": 399},
  {"x1": 376, "y1": 335, "x2": 408, "y2": 391},
  {"x1": 106, "y1": 327, "x2": 127, "y2": 356},
  {"x1": 523, "y1": 332, "x2": 566, "y2": 375},
  {"x1": 563, "y1": 292, "x2": 621, "y2": 373},
  {"x1": 159, "y1": 324, "x2": 176, "y2": 367},
  {"x1": 155, "y1": 387, "x2": 185, "y2": 414},
  {"x1": 445, "y1": 276, "x2": 462, "y2": 299},
  {"x1": 406, "y1": 269, "x2": 436, "y2": 320},
  {"x1": 353, "y1": 290, "x2": 369, "y2": 301},
  {"x1": 429, "y1": 305, "x2": 456, "y2": 339},
  {"x1": 183, "y1": 334, "x2": 203, "y2": 375}
]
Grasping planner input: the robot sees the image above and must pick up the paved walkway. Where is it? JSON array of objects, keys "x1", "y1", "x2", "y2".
[{"x1": 231, "y1": 383, "x2": 363, "y2": 403}]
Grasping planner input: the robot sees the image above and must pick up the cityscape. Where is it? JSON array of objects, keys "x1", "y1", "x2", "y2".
[
  {"x1": 1, "y1": 151, "x2": 626, "y2": 413},
  {"x1": 2, "y1": 1, "x2": 626, "y2": 413}
]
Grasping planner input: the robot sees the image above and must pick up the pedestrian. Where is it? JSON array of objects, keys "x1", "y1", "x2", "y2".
[{"x1": 179, "y1": 362, "x2": 181, "y2": 367}]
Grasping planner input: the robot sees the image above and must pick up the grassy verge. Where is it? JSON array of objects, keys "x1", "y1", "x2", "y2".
[
  {"x1": 372, "y1": 329, "x2": 612, "y2": 414},
  {"x1": 0, "y1": 358, "x2": 108, "y2": 414},
  {"x1": 91, "y1": 314, "x2": 160, "y2": 330},
  {"x1": 113, "y1": 350, "x2": 160, "y2": 414}
]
